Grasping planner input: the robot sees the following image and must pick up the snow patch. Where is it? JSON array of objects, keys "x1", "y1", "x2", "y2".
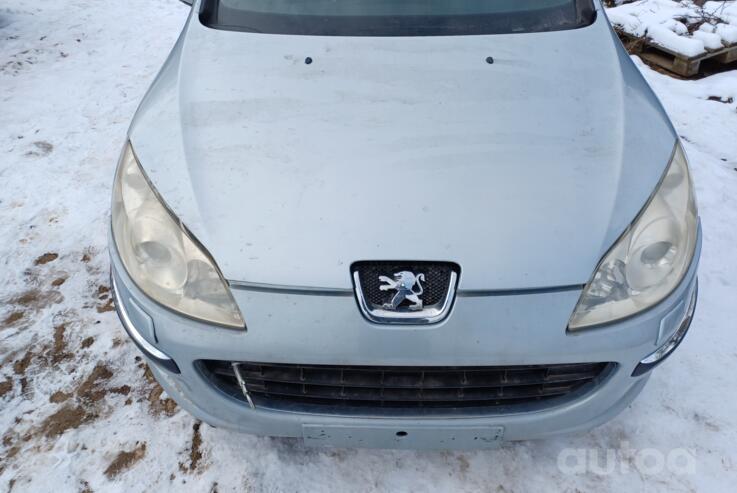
[
  {"x1": 648, "y1": 24, "x2": 705, "y2": 56},
  {"x1": 693, "y1": 29, "x2": 725, "y2": 50},
  {"x1": 716, "y1": 22, "x2": 737, "y2": 44}
]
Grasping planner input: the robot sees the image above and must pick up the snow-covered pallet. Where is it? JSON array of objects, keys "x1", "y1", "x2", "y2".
[
  {"x1": 618, "y1": 30, "x2": 737, "y2": 76},
  {"x1": 606, "y1": 0, "x2": 737, "y2": 77}
]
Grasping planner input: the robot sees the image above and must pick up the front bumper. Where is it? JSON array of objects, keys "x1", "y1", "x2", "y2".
[{"x1": 110, "y1": 231, "x2": 700, "y2": 449}]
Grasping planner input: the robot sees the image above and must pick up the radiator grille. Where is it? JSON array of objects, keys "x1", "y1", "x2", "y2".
[{"x1": 200, "y1": 360, "x2": 612, "y2": 414}]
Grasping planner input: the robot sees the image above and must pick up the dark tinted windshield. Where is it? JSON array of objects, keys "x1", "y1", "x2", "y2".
[{"x1": 201, "y1": 0, "x2": 596, "y2": 36}]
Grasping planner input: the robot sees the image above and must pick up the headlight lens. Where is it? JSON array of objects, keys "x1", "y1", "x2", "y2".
[
  {"x1": 112, "y1": 142, "x2": 245, "y2": 328},
  {"x1": 568, "y1": 143, "x2": 698, "y2": 330}
]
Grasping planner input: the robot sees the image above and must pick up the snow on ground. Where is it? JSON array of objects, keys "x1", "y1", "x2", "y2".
[
  {"x1": 607, "y1": 0, "x2": 737, "y2": 57},
  {"x1": 1, "y1": 0, "x2": 736, "y2": 492}
]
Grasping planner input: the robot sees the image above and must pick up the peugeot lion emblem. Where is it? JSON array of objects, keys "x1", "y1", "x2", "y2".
[
  {"x1": 379, "y1": 271, "x2": 426, "y2": 311},
  {"x1": 351, "y1": 261, "x2": 458, "y2": 324}
]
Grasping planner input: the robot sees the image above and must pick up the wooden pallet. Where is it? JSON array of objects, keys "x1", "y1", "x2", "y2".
[{"x1": 616, "y1": 30, "x2": 737, "y2": 77}]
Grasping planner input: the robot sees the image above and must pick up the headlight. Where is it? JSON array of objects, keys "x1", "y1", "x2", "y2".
[
  {"x1": 568, "y1": 143, "x2": 698, "y2": 330},
  {"x1": 111, "y1": 142, "x2": 245, "y2": 329}
]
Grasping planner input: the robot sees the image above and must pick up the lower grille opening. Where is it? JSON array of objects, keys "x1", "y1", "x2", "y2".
[{"x1": 199, "y1": 361, "x2": 614, "y2": 415}]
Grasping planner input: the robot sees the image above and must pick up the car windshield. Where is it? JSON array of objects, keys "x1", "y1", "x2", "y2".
[{"x1": 201, "y1": 0, "x2": 596, "y2": 36}]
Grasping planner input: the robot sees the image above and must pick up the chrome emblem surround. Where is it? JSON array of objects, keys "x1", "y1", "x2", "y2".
[{"x1": 352, "y1": 264, "x2": 459, "y2": 325}]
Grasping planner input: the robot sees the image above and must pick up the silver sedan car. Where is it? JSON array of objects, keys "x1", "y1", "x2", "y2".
[{"x1": 110, "y1": 0, "x2": 700, "y2": 449}]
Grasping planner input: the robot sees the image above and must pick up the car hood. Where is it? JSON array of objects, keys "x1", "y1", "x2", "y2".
[{"x1": 128, "y1": 11, "x2": 676, "y2": 291}]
